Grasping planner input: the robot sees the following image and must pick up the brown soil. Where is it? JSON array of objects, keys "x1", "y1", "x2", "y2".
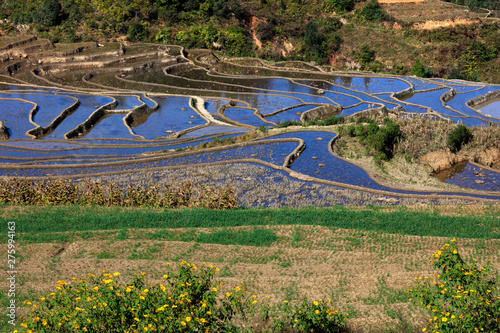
[
  {"x1": 251, "y1": 16, "x2": 263, "y2": 50},
  {"x1": 2, "y1": 225, "x2": 499, "y2": 332},
  {"x1": 413, "y1": 18, "x2": 481, "y2": 30},
  {"x1": 379, "y1": 0, "x2": 424, "y2": 3}
]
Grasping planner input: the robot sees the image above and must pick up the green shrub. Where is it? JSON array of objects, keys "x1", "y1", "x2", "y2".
[
  {"x1": 355, "y1": 0, "x2": 388, "y2": 22},
  {"x1": 358, "y1": 43, "x2": 376, "y2": 67},
  {"x1": 447, "y1": 124, "x2": 472, "y2": 152},
  {"x1": 347, "y1": 124, "x2": 356, "y2": 137},
  {"x1": 409, "y1": 239, "x2": 500, "y2": 333},
  {"x1": 324, "y1": 0, "x2": 355, "y2": 13},
  {"x1": 127, "y1": 22, "x2": 150, "y2": 42},
  {"x1": 278, "y1": 120, "x2": 302, "y2": 128},
  {"x1": 411, "y1": 59, "x2": 434, "y2": 78}
]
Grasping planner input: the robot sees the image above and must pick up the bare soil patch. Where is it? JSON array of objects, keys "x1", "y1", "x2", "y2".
[{"x1": 2, "y1": 225, "x2": 498, "y2": 332}]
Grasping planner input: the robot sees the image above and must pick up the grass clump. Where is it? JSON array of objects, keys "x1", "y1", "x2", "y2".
[
  {"x1": 196, "y1": 228, "x2": 278, "y2": 247},
  {"x1": 14, "y1": 262, "x2": 347, "y2": 333},
  {"x1": 409, "y1": 239, "x2": 500, "y2": 333}
]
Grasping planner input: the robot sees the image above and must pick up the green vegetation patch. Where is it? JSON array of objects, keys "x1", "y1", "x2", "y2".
[
  {"x1": 196, "y1": 228, "x2": 277, "y2": 247},
  {"x1": 1, "y1": 205, "x2": 499, "y2": 241}
]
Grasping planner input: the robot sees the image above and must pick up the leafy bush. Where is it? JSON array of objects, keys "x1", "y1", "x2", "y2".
[
  {"x1": 220, "y1": 25, "x2": 252, "y2": 56},
  {"x1": 15, "y1": 262, "x2": 347, "y2": 332},
  {"x1": 409, "y1": 239, "x2": 500, "y2": 333},
  {"x1": 355, "y1": 0, "x2": 389, "y2": 22},
  {"x1": 411, "y1": 59, "x2": 434, "y2": 78},
  {"x1": 347, "y1": 124, "x2": 356, "y2": 137},
  {"x1": 358, "y1": 43, "x2": 376, "y2": 67},
  {"x1": 15, "y1": 263, "x2": 248, "y2": 332},
  {"x1": 38, "y1": 0, "x2": 62, "y2": 27},
  {"x1": 447, "y1": 124, "x2": 473, "y2": 152},
  {"x1": 324, "y1": 0, "x2": 355, "y2": 13},
  {"x1": 127, "y1": 22, "x2": 150, "y2": 42},
  {"x1": 278, "y1": 120, "x2": 302, "y2": 128},
  {"x1": 340, "y1": 118, "x2": 401, "y2": 161}
]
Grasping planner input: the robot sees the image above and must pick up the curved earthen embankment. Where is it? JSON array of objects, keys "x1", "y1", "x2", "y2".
[
  {"x1": 0, "y1": 36, "x2": 38, "y2": 52},
  {"x1": 1, "y1": 137, "x2": 302, "y2": 171},
  {"x1": 1, "y1": 43, "x2": 121, "y2": 76},
  {"x1": 0, "y1": 121, "x2": 9, "y2": 140},
  {"x1": 283, "y1": 138, "x2": 305, "y2": 168},
  {"x1": 262, "y1": 103, "x2": 321, "y2": 119},
  {"x1": 0, "y1": 38, "x2": 56, "y2": 62},
  {"x1": 13, "y1": 156, "x2": 500, "y2": 203},
  {"x1": 26, "y1": 95, "x2": 80, "y2": 139},
  {"x1": 123, "y1": 95, "x2": 160, "y2": 139},
  {"x1": 466, "y1": 89, "x2": 500, "y2": 115},
  {"x1": 300, "y1": 104, "x2": 342, "y2": 124},
  {"x1": 20, "y1": 39, "x2": 54, "y2": 54},
  {"x1": 31, "y1": 51, "x2": 172, "y2": 76},
  {"x1": 64, "y1": 98, "x2": 118, "y2": 139},
  {"x1": 0, "y1": 97, "x2": 38, "y2": 139},
  {"x1": 324, "y1": 134, "x2": 500, "y2": 202}
]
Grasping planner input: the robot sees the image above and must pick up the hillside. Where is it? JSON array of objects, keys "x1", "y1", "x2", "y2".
[{"x1": 0, "y1": 0, "x2": 499, "y2": 82}]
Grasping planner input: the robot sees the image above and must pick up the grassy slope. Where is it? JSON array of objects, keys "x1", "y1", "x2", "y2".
[{"x1": 2, "y1": 0, "x2": 499, "y2": 82}]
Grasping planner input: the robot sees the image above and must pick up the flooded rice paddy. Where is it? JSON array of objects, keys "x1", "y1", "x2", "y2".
[{"x1": 0, "y1": 43, "x2": 499, "y2": 205}]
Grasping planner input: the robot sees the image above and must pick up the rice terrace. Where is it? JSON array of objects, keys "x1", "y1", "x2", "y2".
[{"x1": 0, "y1": 0, "x2": 500, "y2": 332}]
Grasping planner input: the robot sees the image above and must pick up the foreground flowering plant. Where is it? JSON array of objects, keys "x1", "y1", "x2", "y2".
[
  {"x1": 408, "y1": 239, "x2": 500, "y2": 333},
  {"x1": 15, "y1": 261, "x2": 347, "y2": 332}
]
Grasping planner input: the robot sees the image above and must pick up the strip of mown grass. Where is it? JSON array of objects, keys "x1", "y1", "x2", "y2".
[{"x1": 0, "y1": 205, "x2": 498, "y2": 241}]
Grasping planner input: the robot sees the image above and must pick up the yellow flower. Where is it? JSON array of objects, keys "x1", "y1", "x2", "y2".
[
  {"x1": 186, "y1": 317, "x2": 191, "y2": 322},
  {"x1": 103, "y1": 279, "x2": 112, "y2": 284},
  {"x1": 442, "y1": 317, "x2": 448, "y2": 322},
  {"x1": 212, "y1": 288, "x2": 217, "y2": 292},
  {"x1": 207, "y1": 311, "x2": 212, "y2": 315},
  {"x1": 113, "y1": 272, "x2": 120, "y2": 276},
  {"x1": 313, "y1": 301, "x2": 319, "y2": 306},
  {"x1": 315, "y1": 310, "x2": 320, "y2": 314},
  {"x1": 181, "y1": 321, "x2": 186, "y2": 326}
]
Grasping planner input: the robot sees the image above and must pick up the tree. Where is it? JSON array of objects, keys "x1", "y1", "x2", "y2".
[
  {"x1": 358, "y1": 43, "x2": 375, "y2": 66},
  {"x1": 356, "y1": 0, "x2": 387, "y2": 22},
  {"x1": 40, "y1": 0, "x2": 62, "y2": 27}
]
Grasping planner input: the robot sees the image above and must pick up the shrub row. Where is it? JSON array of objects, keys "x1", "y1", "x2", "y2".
[
  {"x1": 15, "y1": 262, "x2": 348, "y2": 333},
  {"x1": 0, "y1": 178, "x2": 237, "y2": 209},
  {"x1": 13, "y1": 240, "x2": 499, "y2": 332}
]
